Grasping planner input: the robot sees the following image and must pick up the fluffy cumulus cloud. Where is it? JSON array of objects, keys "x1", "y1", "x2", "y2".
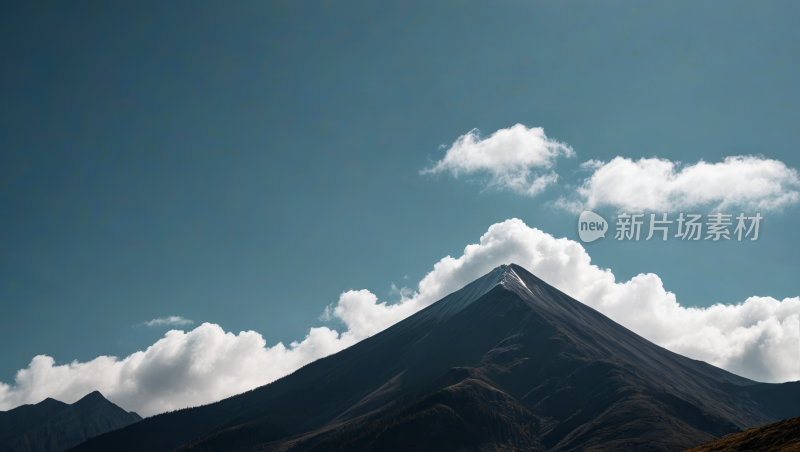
[
  {"x1": 421, "y1": 124, "x2": 574, "y2": 197},
  {"x1": 559, "y1": 155, "x2": 800, "y2": 212},
  {"x1": 0, "y1": 324, "x2": 357, "y2": 417},
  {"x1": 1, "y1": 220, "x2": 797, "y2": 417}
]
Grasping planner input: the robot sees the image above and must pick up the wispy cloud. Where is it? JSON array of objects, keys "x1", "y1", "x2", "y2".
[
  {"x1": 421, "y1": 124, "x2": 574, "y2": 197},
  {"x1": 137, "y1": 316, "x2": 194, "y2": 328}
]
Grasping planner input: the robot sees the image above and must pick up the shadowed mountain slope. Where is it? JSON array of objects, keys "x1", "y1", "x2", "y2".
[
  {"x1": 0, "y1": 391, "x2": 141, "y2": 452},
  {"x1": 69, "y1": 264, "x2": 800, "y2": 451},
  {"x1": 683, "y1": 415, "x2": 800, "y2": 452},
  {"x1": 0, "y1": 399, "x2": 68, "y2": 447}
]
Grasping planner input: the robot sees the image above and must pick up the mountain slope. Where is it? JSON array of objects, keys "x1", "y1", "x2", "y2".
[
  {"x1": 70, "y1": 264, "x2": 800, "y2": 452},
  {"x1": 683, "y1": 415, "x2": 800, "y2": 452},
  {"x1": 0, "y1": 399, "x2": 69, "y2": 447},
  {"x1": 0, "y1": 392, "x2": 141, "y2": 452}
]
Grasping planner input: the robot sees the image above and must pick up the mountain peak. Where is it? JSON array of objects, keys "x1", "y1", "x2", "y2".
[
  {"x1": 39, "y1": 397, "x2": 65, "y2": 406},
  {"x1": 485, "y1": 263, "x2": 536, "y2": 289},
  {"x1": 464, "y1": 263, "x2": 539, "y2": 298},
  {"x1": 411, "y1": 263, "x2": 530, "y2": 324},
  {"x1": 74, "y1": 391, "x2": 108, "y2": 406},
  {"x1": 498, "y1": 263, "x2": 529, "y2": 288}
]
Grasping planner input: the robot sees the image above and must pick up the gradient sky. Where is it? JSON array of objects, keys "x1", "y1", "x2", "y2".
[{"x1": 1, "y1": 0, "x2": 799, "y2": 386}]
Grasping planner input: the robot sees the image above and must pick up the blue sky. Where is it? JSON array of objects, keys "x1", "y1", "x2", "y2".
[{"x1": 1, "y1": 0, "x2": 798, "y2": 413}]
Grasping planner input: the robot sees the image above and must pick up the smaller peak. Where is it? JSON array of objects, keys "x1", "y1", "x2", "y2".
[
  {"x1": 35, "y1": 397, "x2": 68, "y2": 408},
  {"x1": 75, "y1": 390, "x2": 107, "y2": 404}
]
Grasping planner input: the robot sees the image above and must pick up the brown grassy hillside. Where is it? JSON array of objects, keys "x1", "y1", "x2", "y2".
[{"x1": 683, "y1": 416, "x2": 800, "y2": 452}]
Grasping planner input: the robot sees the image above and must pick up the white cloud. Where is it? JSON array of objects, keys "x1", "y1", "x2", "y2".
[
  {"x1": 1, "y1": 220, "x2": 797, "y2": 417},
  {"x1": 421, "y1": 124, "x2": 574, "y2": 197},
  {"x1": 0, "y1": 324, "x2": 358, "y2": 417},
  {"x1": 579, "y1": 159, "x2": 605, "y2": 171},
  {"x1": 559, "y1": 156, "x2": 800, "y2": 212},
  {"x1": 138, "y1": 316, "x2": 194, "y2": 327}
]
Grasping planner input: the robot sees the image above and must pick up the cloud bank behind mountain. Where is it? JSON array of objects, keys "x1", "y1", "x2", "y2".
[{"x1": 1, "y1": 220, "x2": 796, "y2": 417}]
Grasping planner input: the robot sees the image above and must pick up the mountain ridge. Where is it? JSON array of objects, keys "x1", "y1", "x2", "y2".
[
  {"x1": 0, "y1": 391, "x2": 141, "y2": 452},
  {"x1": 69, "y1": 264, "x2": 800, "y2": 451},
  {"x1": 0, "y1": 399, "x2": 69, "y2": 447}
]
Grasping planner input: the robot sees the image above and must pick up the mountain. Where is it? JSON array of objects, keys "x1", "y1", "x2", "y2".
[
  {"x1": 683, "y1": 415, "x2": 800, "y2": 452},
  {"x1": 0, "y1": 391, "x2": 141, "y2": 452},
  {"x1": 69, "y1": 264, "x2": 800, "y2": 451},
  {"x1": 0, "y1": 399, "x2": 69, "y2": 447}
]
